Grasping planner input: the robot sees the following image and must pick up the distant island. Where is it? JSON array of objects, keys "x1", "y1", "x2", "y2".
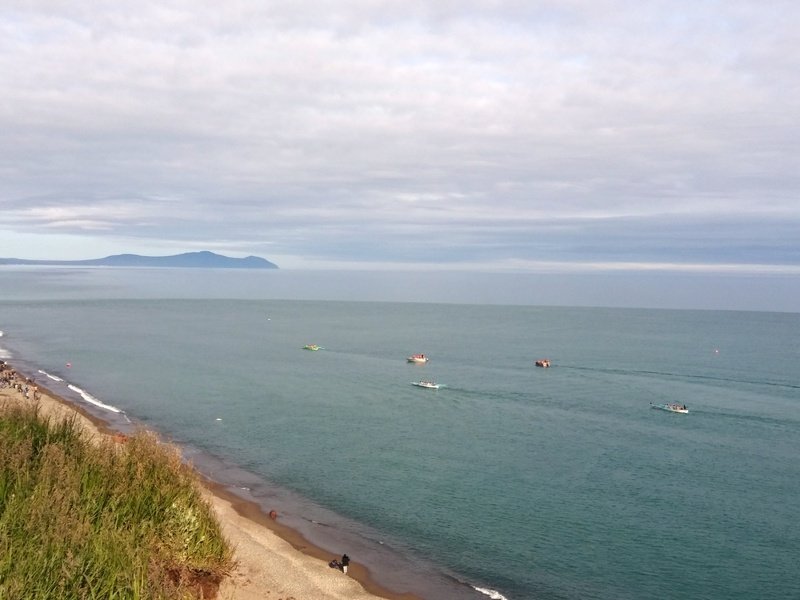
[{"x1": 0, "y1": 251, "x2": 278, "y2": 269}]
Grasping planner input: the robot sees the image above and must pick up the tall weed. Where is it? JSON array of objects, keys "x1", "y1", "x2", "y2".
[{"x1": 0, "y1": 402, "x2": 232, "y2": 599}]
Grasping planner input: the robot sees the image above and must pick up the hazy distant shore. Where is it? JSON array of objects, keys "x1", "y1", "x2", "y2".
[
  {"x1": 0, "y1": 250, "x2": 278, "y2": 269},
  {"x1": 0, "y1": 360, "x2": 416, "y2": 600}
]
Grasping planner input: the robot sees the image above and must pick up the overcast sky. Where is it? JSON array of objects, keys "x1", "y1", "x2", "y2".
[{"x1": 1, "y1": 0, "x2": 798, "y2": 275}]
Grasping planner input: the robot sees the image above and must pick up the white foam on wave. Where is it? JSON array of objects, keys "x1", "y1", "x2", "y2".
[
  {"x1": 37, "y1": 369, "x2": 63, "y2": 382},
  {"x1": 1, "y1": 332, "x2": 12, "y2": 358},
  {"x1": 67, "y1": 384, "x2": 122, "y2": 414},
  {"x1": 473, "y1": 586, "x2": 510, "y2": 600}
]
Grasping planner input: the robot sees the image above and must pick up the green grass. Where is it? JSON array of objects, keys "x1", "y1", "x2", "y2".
[{"x1": 0, "y1": 402, "x2": 233, "y2": 599}]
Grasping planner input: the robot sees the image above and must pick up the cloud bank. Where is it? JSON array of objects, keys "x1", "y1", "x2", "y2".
[{"x1": 1, "y1": 0, "x2": 798, "y2": 271}]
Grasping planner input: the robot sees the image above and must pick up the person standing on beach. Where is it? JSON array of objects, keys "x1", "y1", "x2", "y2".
[{"x1": 341, "y1": 554, "x2": 350, "y2": 574}]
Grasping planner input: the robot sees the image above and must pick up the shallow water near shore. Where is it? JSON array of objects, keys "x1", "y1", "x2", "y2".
[{"x1": 2, "y1": 268, "x2": 800, "y2": 599}]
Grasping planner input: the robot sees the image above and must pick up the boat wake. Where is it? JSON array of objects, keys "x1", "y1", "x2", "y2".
[{"x1": 563, "y1": 365, "x2": 800, "y2": 391}]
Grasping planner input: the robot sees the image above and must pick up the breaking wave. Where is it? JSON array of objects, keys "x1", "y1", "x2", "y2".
[
  {"x1": 473, "y1": 586, "x2": 510, "y2": 600},
  {"x1": 67, "y1": 384, "x2": 123, "y2": 413},
  {"x1": 37, "y1": 369, "x2": 63, "y2": 382}
]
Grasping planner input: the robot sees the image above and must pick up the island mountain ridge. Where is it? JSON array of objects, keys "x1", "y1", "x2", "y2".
[{"x1": 0, "y1": 251, "x2": 278, "y2": 269}]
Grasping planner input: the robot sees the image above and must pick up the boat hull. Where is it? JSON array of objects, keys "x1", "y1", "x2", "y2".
[
  {"x1": 412, "y1": 382, "x2": 440, "y2": 389},
  {"x1": 651, "y1": 403, "x2": 688, "y2": 414}
]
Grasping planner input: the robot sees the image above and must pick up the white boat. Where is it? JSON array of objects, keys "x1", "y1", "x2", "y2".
[
  {"x1": 407, "y1": 354, "x2": 429, "y2": 364},
  {"x1": 651, "y1": 402, "x2": 688, "y2": 414},
  {"x1": 412, "y1": 381, "x2": 440, "y2": 389}
]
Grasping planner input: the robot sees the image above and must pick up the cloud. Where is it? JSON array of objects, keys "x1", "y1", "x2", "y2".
[{"x1": 0, "y1": 0, "x2": 798, "y2": 272}]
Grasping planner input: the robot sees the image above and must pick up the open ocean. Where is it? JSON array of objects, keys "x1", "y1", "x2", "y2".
[{"x1": 1, "y1": 267, "x2": 799, "y2": 600}]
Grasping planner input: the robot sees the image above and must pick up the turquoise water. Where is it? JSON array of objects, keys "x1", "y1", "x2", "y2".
[{"x1": 1, "y1": 268, "x2": 799, "y2": 599}]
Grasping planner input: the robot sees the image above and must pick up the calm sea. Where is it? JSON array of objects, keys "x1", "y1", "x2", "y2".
[{"x1": 1, "y1": 267, "x2": 799, "y2": 600}]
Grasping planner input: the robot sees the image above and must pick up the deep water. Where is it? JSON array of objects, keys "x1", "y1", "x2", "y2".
[{"x1": 1, "y1": 268, "x2": 799, "y2": 599}]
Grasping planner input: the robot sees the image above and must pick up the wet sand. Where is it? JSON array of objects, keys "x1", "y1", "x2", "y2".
[{"x1": 0, "y1": 369, "x2": 420, "y2": 600}]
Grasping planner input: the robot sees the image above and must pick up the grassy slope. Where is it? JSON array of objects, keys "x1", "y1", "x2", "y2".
[{"x1": 0, "y1": 402, "x2": 233, "y2": 599}]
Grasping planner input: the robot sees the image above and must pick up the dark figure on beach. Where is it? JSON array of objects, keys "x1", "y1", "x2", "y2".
[{"x1": 341, "y1": 553, "x2": 350, "y2": 574}]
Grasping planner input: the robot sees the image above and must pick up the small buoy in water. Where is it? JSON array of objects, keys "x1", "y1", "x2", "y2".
[
  {"x1": 269, "y1": 510, "x2": 278, "y2": 520},
  {"x1": 66, "y1": 362, "x2": 72, "y2": 368},
  {"x1": 215, "y1": 417, "x2": 222, "y2": 421}
]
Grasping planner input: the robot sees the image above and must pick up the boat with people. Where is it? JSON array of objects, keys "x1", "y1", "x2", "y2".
[
  {"x1": 651, "y1": 402, "x2": 689, "y2": 414},
  {"x1": 303, "y1": 344, "x2": 322, "y2": 351},
  {"x1": 412, "y1": 381, "x2": 440, "y2": 389},
  {"x1": 407, "y1": 354, "x2": 429, "y2": 364},
  {"x1": 535, "y1": 359, "x2": 551, "y2": 368}
]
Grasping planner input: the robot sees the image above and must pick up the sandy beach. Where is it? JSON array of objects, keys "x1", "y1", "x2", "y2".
[{"x1": 0, "y1": 367, "x2": 419, "y2": 600}]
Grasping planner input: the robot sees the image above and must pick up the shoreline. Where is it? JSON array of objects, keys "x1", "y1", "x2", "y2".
[{"x1": 0, "y1": 362, "x2": 421, "y2": 600}]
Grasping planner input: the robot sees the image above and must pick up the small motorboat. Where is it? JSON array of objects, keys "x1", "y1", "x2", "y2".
[
  {"x1": 303, "y1": 344, "x2": 322, "y2": 351},
  {"x1": 535, "y1": 359, "x2": 551, "y2": 368},
  {"x1": 407, "y1": 354, "x2": 429, "y2": 364},
  {"x1": 412, "y1": 381, "x2": 440, "y2": 389},
  {"x1": 651, "y1": 402, "x2": 689, "y2": 414}
]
